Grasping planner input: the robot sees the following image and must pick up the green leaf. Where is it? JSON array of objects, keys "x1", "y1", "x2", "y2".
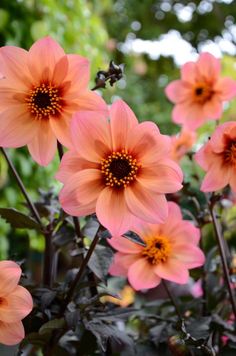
[{"x1": 0, "y1": 208, "x2": 41, "y2": 230}]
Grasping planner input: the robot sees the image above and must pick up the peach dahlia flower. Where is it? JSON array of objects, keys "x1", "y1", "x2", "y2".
[
  {"x1": 108, "y1": 202, "x2": 205, "y2": 290},
  {"x1": 170, "y1": 129, "x2": 196, "y2": 162},
  {"x1": 165, "y1": 52, "x2": 236, "y2": 130},
  {"x1": 0, "y1": 36, "x2": 107, "y2": 166},
  {"x1": 195, "y1": 121, "x2": 236, "y2": 192},
  {"x1": 0, "y1": 261, "x2": 33, "y2": 345},
  {"x1": 56, "y1": 100, "x2": 183, "y2": 236}
]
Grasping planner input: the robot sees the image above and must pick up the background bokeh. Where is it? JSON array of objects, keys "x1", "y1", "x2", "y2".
[{"x1": 1, "y1": 0, "x2": 236, "y2": 261}]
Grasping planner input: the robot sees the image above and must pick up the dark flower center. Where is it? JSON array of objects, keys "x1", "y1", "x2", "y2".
[
  {"x1": 195, "y1": 87, "x2": 203, "y2": 96},
  {"x1": 26, "y1": 83, "x2": 62, "y2": 119},
  {"x1": 101, "y1": 150, "x2": 141, "y2": 188},
  {"x1": 224, "y1": 138, "x2": 236, "y2": 165}
]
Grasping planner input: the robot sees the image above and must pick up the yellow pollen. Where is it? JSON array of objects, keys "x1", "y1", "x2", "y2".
[
  {"x1": 100, "y1": 150, "x2": 141, "y2": 188},
  {"x1": 142, "y1": 235, "x2": 171, "y2": 265},
  {"x1": 193, "y1": 82, "x2": 213, "y2": 103},
  {"x1": 224, "y1": 140, "x2": 236, "y2": 166},
  {"x1": 26, "y1": 83, "x2": 62, "y2": 119}
]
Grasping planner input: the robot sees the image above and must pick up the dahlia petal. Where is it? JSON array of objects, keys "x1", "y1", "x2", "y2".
[
  {"x1": 181, "y1": 61, "x2": 197, "y2": 83},
  {"x1": 71, "y1": 111, "x2": 112, "y2": 162},
  {"x1": 173, "y1": 244, "x2": 205, "y2": 268},
  {"x1": 0, "y1": 108, "x2": 38, "y2": 148},
  {"x1": 167, "y1": 201, "x2": 182, "y2": 220},
  {"x1": 215, "y1": 77, "x2": 236, "y2": 101},
  {"x1": 76, "y1": 90, "x2": 108, "y2": 117},
  {"x1": 165, "y1": 80, "x2": 190, "y2": 103},
  {"x1": 66, "y1": 54, "x2": 90, "y2": 91},
  {"x1": 128, "y1": 258, "x2": 161, "y2": 290},
  {"x1": 0, "y1": 261, "x2": 21, "y2": 297},
  {"x1": 197, "y1": 52, "x2": 221, "y2": 81},
  {"x1": 52, "y1": 55, "x2": 69, "y2": 86},
  {"x1": 110, "y1": 99, "x2": 138, "y2": 151},
  {"x1": 108, "y1": 236, "x2": 143, "y2": 254},
  {"x1": 27, "y1": 120, "x2": 57, "y2": 166},
  {"x1": 155, "y1": 259, "x2": 189, "y2": 284},
  {"x1": 96, "y1": 187, "x2": 134, "y2": 236},
  {"x1": 203, "y1": 97, "x2": 222, "y2": 119},
  {"x1": 0, "y1": 285, "x2": 32, "y2": 323},
  {"x1": 172, "y1": 102, "x2": 206, "y2": 130},
  {"x1": 50, "y1": 113, "x2": 73, "y2": 148},
  {"x1": 137, "y1": 159, "x2": 183, "y2": 193},
  {"x1": 194, "y1": 143, "x2": 213, "y2": 170},
  {"x1": 126, "y1": 122, "x2": 171, "y2": 164},
  {"x1": 0, "y1": 321, "x2": 24, "y2": 346},
  {"x1": 28, "y1": 36, "x2": 65, "y2": 81},
  {"x1": 55, "y1": 150, "x2": 98, "y2": 183},
  {"x1": 210, "y1": 121, "x2": 236, "y2": 153},
  {"x1": 59, "y1": 169, "x2": 102, "y2": 216},
  {"x1": 164, "y1": 221, "x2": 200, "y2": 245},
  {"x1": 109, "y1": 253, "x2": 139, "y2": 277},
  {"x1": 200, "y1": 164, "x2": 230, "y2": 192},
  {"x1": 0, "y1": 46, "x2": 32, "y2": 88},
  {"x1": 125, "y1": 184, "x2": 168, "y2": 224}
]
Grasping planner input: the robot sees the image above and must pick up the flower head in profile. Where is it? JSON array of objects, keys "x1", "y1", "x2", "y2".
[
  {"x1": 0, "y1": 36, "x2": 107, "y2": 166},
  {"x1": 0, "y1": 261, "x2": 33, "y2": 345},
  {"x1": 195, "y1": 122, "x2": 236, "y2": 192},
  {"x1": 165, "y1": 52, "x2": 236, "y2": 130},
  {"x1": 108, "y1": 202, "x2": 205, "y2": 290},
  {"x1": 170, "y1": 129, "x2": 196, "y2": 162},
  {"x1": 56, "y1": 100, "x2": 183, "y2": 236}
]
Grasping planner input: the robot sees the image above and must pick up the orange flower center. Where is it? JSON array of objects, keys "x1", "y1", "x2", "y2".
[
  {"x1": 224, "y1": 139, "x2": 236, "y2": 165},
  {"x1": 26, "y1": 83, "x2": 62, "y2": 119},
  {"x1": 142, "y1": 235, "x2": 171, "y2": 265},
  {"x1": 101, "y1": 150, "x2": 141, "y2": 188},
  {"x1": 193, "y1": 82, "x2": 213, "y2": 103}
]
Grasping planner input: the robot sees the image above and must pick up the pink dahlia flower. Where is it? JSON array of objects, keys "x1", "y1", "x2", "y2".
[
  {"x1": 165, "y1": 52, "x2": 236, "y2": 130},
  {"x1": 108, "y1": 202, "x2": 205, "y2": 290},
  {"x1": 195, "y1": 122, "x2": 236, "y2": 192},
  {"x1": 0, "y1": 36, "x2": 107, "y2": 166},
  {"x1": 56, "y1": 100, "x2": 183, "y2": 236},
  {"x1": 0, "y1": 261, "x2": 33, "y2": 345}
]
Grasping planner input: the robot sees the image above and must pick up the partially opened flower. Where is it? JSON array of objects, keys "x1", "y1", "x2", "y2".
[
  {"x1": 170, "y1": 129, "x2": 196, "y2": 162},
  {"x1": 108, "y1": 202, "x2": 205, "y2": 290},
  {"x1": 165, "y1": 52, "x2": 236, "y2": 130},
  {"x1": 56, "y1": 99, "x2": 183, "y2": 236},
  {"x1": 195, "y1": 122, "x2": 236, "y2": 192},
  {"x1": 0, "y1": 261, "x2": 33, "y2": 345},
  {"x1": 0, "y1": 36, "x2": 107, "y2": 165}
]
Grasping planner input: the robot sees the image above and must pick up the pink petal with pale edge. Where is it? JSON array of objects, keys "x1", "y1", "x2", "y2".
[
  {"x1": 59, "y1": 169, "x2": 102, "y2": 216},
  {"x1": 108, "y1": 236, "x2": 143, "y2": 254},
  {"x1": 173, "y1": 244, "x2": 205, "y2": 268},
  {"x1": 0, "y1": 46, "x2": 32, "y2": 88},
  {"x1": 164, "y1": 221, "x2": 200, "y2": 246},
  {"x1": 71, "y1": 111, "x2": 112, "y2": 163},
  {"x1": 128, "y1": 258, "x2": 161, "y2": 290},
  {"x1": 214, "y1": 77, "x2": 236, "y2": 101},
  {"x1": 196, "y1": 52, "x2": 221, "y2": 81},
  {"x1": 137, "y1": 159, "x2": 183, "y2": 193},
  {"x1": 109, "y1": 253, "x2": 139, "y2": 277},
  {"x1": 0, "y1": 286, "x2": 33, "y2": 323},
  {"x1": 0, "y1": 108, "x2": 38, "y2": 148},
  {"x1": 55, "y1": 150, "x2": 98, "y2": 183},
  {"x1": 50, "y1": 113, "x2": 74, "y2": 149},
  {"x1": 51, "y1": 55, "x2": 69, "y2": 86},
  {"x1": 180, "y1": 61, "x2": 197, "y2": 83},
  {"x1": 125, "y1": 184, "x2": 168, "y2": 224},
  {"x1": 0, "y1": 261, "x2": 21, "y2": 297},
  {"x1": 165, "y1": 80, "x2": 190, "y2": 103},
  {"x1": 154, "y1": 259, "x2": 189, "y2": 284},
  {"x1": 194, "y1": 143, "x2": 214, "y2": 170},
  {"x1": 76, "y1": 90, "x2": 108, "y2": 117},
  {"x1": 203, "y1": 96, "x2": 222, "y2": 119},
  {"x1": 66, "y1": 54, "x2": 90, "y2": 91},
  {"x1": 126, "y1": 121, "x2": 171, "y2": 164},
  {"x1": 27, "y1": 120, "x2": 57, "y2": 166},
  {"x1": 0, "y1": 321, "x2": 24, "y2": 346},
  {"x1": 110, "y1": 99, "x2": 138, "y2": 151},
  {"x1": 200, "y1": 164, "x2": 230, "y2": 192},
  {"x1": 28, "y1": 36, "x2": 65, "y2": 82},
  {"x1": 96, "y1": 187, "x2": 134, "y2": 236},
  {"x1": 172, "y1": 102, "x2": 206, "y2": 130}
]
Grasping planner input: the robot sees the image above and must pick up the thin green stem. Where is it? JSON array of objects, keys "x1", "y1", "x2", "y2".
[
  {"x1": 162, "y1": 280, "x2": 182, "y2": 321},
  {"x1": 208, "y1": 197, "x2": 236, "y2": 321}
]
